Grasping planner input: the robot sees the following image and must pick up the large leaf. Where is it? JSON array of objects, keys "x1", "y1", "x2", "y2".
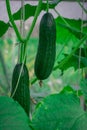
[
  {"x1": 56, "y1": 18, "x2": 79, "y2": 45},
  {"x1": 0, "y1": 21, "x2": 10, "y2": 37},
  {"x1": 71, "y1": 113, "x2": 87, "y2": 130},
  {"x1": 56, "y1": 54, "x2": 87, "y2": 71},
  {"x1": 56, "y1": 17, "x2": 87, "y2": 40},
  {"x1": 0, "y1": 96, "x2": 32, "y2": 130},
  {"x1": 60, "y1": 86, "x2": 82, "y2": 97},
  {"x1": 54, "y1": 40, "x2": 87, "y2": 71},
  {"x1": 13, "y1": 2, "x2": 59, "y2": 21},
  {"x1": 31, "y1": 93, "x2": 87, "y2": 130},
  {"x1": 55, "y1": 17, "x2": 87, "y2": 72}
]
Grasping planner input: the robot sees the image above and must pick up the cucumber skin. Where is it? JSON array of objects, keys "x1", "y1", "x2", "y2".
[
  {"x1": 11, "y1": 63, "x2": 30, "y2": 116},
  {"x1": 34, "y1": 12, "x2": 56, "y2": 80}
]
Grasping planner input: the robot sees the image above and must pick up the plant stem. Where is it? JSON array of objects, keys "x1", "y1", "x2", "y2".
[
  {"x1": 54, "y1": 35, "x2": 87, "y2": 70},
  {"x1": 20, "y1": 0, "x2": 26, "y2": 63},
  {"x1": 26, "y1": 0, "x2": 42, "y2": 42},
  {"x1": 54, "y1": 8, "x2": 70, "y2": 27},
  {"x1": 22, "y1": 0, "x2": 42, "y2": 63},
  {"x1": 76, "y1": 0, "x2": 87, "y2": 14},
  {"x1": 5, "y1": 0, "x2": 24, "y2": 43},
  {"x1": 31, "y1": 77, "x2": 38, "y2": 85}
]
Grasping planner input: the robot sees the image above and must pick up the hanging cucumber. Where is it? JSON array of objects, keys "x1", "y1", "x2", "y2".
[
  {"x1": 11, "y1": 63, "x2": 30, "y2": 116},
  {"x1": 34, "y1": 12, "x2": 56, "y2": 80}
]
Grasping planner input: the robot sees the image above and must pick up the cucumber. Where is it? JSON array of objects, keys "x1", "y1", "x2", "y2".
[
  {"x1": 11, "y1": 63, "x2": 30, "y2": 116},
  {"x1": 34, "y1": 12, "x2": 56, "y2": 80}
]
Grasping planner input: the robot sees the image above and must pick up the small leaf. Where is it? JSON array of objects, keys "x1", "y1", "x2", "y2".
[
  {"x1": 31, "y1": 93, "x2": 87, "y2": 130},
  {"x1": 13, "y1": 4, "x2": 36, "y2": 21},
  {"x1": 0, "y1": 96, "x2": 32, "y2": 130},
  {"x1": 0, "y1": 21, "x2": 9, "y2": 37}
]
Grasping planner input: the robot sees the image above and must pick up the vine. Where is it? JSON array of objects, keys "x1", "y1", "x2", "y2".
[
  {"x1": 77, "y1": 0, "x2": 87, "y2": 14},
  {"x1": 19, "y1": 0, "x2": 25, "y2": 63},
  {"x1": 6, "y1": 0, "x2": 25, "y2": 43},
  {"x1": 6, "y1": 0, "x2": 42, "y2": 97}
]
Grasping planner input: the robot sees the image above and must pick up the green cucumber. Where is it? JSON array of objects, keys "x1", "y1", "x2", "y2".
[
  {"x1": 34, "y1": 12, "x2": 56, "y2": 80},
  {"x1": 11, "y1": 63, "x2": 30, "y2": 116}
]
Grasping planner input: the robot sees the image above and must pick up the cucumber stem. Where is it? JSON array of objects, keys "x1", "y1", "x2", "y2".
[{"x1": 47, "y1": 0, "x2": 49, "y2": 13}]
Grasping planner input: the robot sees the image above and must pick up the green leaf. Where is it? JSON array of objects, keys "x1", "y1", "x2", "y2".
[
  {"x1": 56, "y1": 17, "x2": 87, "y2": 40},
  {"x1": 56, "y1": 19, "x2": 79, "y2": 45},
  {"x1": 0, "y1": 21, "x2": 9, "y2": 37},
  {"x1": 57, "y1": 54, "x2": 87, "y2": 71},
  {"x1": 0, "y1": 96, "x2": 32, "y2": 130},
  {"x1": 71, "y1": 113, "x2": 87, "y2": 130},
  {"x1": 55, "y1": 17, "x2": 87, "y2": 71},
  {"x1": 60, "y1": 86, "x2": 82, "y2": 97},
  {"x1": 60, "y1": 85, "x2": 75, "y2": 94},
  {"x1": 13, "y1": 2, "x2": 58, "y2": 21},
  {"x1": 31, "y1": 93, "x2": 87, "y2": 130},
  {"x1": 55, "y1": 45, "x2": 87, "y2": 71}
]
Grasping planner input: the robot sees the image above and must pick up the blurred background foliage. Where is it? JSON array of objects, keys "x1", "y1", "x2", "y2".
[{"x1": 0, "y1": 28, "x2": 83, "y2": 96}]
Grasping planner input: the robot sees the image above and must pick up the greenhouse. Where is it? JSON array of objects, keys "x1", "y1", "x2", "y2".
[{"x1": 0, "y1": 0, "x2": 87, "y2": 130}]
